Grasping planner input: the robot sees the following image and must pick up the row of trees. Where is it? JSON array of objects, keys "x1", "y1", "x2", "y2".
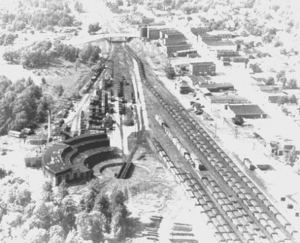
[
  {"x1": 3, "y1": 41, "x2": 101, "y2": 68},
  {"x1": 0, "y1": 76, "x2": 51, "y2": 135},
  {"x1": 0, "y1": 173, "x2": 133, "y2": 243},
  {"x1": 1, "y1": 0, "x2": 76, "y2": 32}
]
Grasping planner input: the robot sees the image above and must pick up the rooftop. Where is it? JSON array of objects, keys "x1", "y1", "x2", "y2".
[
  {"x1": 209, "y1": 30, "x2": 234, "y2": 35},
  {"x1": 228, "y1": 104, "x2": 266, "y2": 116},
  {"x1": 42, "y1": 143, "x2": 71, "y2": 174},
  {"x1": 204, "y1": 40, "x2": 236, "y2": 46},
  {"x1": 207, "y1": 95, "x2": 249, "y2": 103},
  {"x1": 164, "y1": 42, "x2": 190, "y2": 47},
  {"x1": 190, "y1": 62, "x2": 215, "y2": 66},
  {"x1": 198, "y1": 82, "x2": 234, "y2": 90},
  {"x1": 42, "y1": 133, "x2": 111, "y2": 175}
]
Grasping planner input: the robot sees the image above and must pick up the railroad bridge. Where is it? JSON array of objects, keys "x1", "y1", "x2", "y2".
[{"x1": 100, "y1": 32, "x2": 140, "y2": 42}]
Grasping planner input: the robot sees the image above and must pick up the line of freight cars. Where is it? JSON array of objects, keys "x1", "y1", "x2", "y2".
[
  {"x1": 155, "y1": 114, "x2": 206, "y2": 171},
  {"x1": 82, "y1": 62, "x2": 105, "y2": 94},
  {"x1": 154, "y1": 114, "x2": 295, "y2": 242},
  {"x1": 151, "y1": 138, "x2": 243, "y2": 243},
  {"x1": 126, "y1": 44, "x2": 299, "y2": 243}
]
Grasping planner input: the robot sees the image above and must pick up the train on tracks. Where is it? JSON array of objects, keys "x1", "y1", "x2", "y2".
[{"x1": 125, "y1": 44, "x2": 299, "y2": 243}]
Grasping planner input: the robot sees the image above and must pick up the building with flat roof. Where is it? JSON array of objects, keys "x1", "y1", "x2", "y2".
[
  {"x1": 227, "y1": 104, "x2": 267, "y2": 119},
  {"x1": 198, "y1": 83, "x2": 234, "y2": 92},
  {"x1": 208, "y1": 30, "x2": 234, "y2": 39},
  {"x1": 174, "y1": 49, "x2": 198, "y2": 57},
  {"x1": 189, "y1": 62, "x2": 216, "y2": 76},
  {"x1": 42, "y1": 133, "x2": 112, "y2": 186},
  {"x1": 163, "y1": 43, "x2": 191, "y2": 57},
  {"x1": 204, "y1": 40, "x2": 237, "y2": 51},
  {"x1": 207, "y1": 95, "x2": 249, "y2": 104}
]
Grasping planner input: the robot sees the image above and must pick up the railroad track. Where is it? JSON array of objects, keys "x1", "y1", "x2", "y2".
[{"x1": 125, "y1": 44, "x2": 299, "y2": 243}]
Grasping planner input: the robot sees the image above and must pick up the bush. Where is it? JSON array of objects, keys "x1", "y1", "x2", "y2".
[
  {"x1": 88, "y1": 23, "x2": 101, "y2": 34},
  {"x1": 0, "y1": 33, "x2": 18, "y2": 46},
  {"x1": 274, "y1": 41, "x2": 283, "y2": 47}
]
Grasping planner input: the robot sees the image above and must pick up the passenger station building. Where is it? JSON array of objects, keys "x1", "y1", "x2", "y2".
[{"x1": 42, "y1": 133, "x2": 112, "y2": 186}]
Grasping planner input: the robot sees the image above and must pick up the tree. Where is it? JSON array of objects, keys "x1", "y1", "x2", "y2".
[
  {"x1": 79, "y1": 43, "x2": 101, "y2": 63},
  {"x1": 287, "y1": 78, "x2": 298, "y2": 89},
  {"x1": 74, "y1": 1, "x2": 84, "y2": 13},
  {"x1": 53, "y1": 85, "x2": 64, "y2": 97},
  {"x1": 25, "y1": 228, "x2": 49, "y2": 243},
  {"x1": 289, "y1": 95, "x2": 298, "y2": 104},
  {"x1": 165, "y1": 66, "x2": 175, "y2": 79},
  {"x1": 49, "y1": 225, "x2": 65, "y2": 243},
  {"x1": 56, "y1": 180, "x2": 69, "y2": 201},
  {"x1": 60, "y1": 196, "x2": 77, "y2": 233},
  {"x1": 2, "y1": 50, "x2": 20, "y2": 63},
  {"x1": 280, "y1": 77, "x2": 287, "y2": 88},
  {"x1": 16, "y1": 183, "x2": 32, "y2": 207},
  {"x1": 94, "y1": 194, "x2": 112, "y2": 233},
  {"x1": 266, "y1": 77, "x2": 275, "y2": 85},
  {"x1": 274, "y1": 41, "x2": 283, "y2": 47},
  {"x1": 42, "y1": 181, "x2": 54, "y2": 202},
  {"x1": 76, "y1": 211, "x2": 105, "y2": 242},
  {"x1": 41, "y1": 77, "x2": 46, "y2": 85},
  {"x1": 88, "y1": 23, "x2": 101, "y2": 34},
  {"x1": 249, "y1": 63, "x2": 262, "y2": 73},
  {"x1": 277, "y1": 96, "x2": 288, "y2": 105},
  {"x1": 276, "y1": 70, "x2": 286, "y2": 81}
]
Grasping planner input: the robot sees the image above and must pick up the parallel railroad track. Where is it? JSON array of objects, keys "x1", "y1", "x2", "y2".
[{"x1": 125, "y1": 44, "x2": 298, "y2": 243}]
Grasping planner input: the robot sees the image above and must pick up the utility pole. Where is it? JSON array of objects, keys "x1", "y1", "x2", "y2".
[{"x1": 214, "y1": 121, "x2": 217, "y2": 136}]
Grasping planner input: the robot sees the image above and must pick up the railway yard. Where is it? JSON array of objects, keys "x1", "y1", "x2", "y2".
[
  {"x1": 55, "y1": 36, "x2": 300, "y2": 242},
  {"x1": 1, "y1": 1, "x2": 300, "y2": 243}
]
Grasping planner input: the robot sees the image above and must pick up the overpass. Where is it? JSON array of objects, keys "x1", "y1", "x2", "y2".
[{"x1": 100, "y1": 32, "x2": 140, "y2": 42}]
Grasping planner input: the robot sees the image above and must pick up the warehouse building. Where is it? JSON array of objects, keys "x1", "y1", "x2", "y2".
[
  {"x1": 206, "y1": 95, "x2": 249, "y2": 104},
  {"x1": 266, "y1": 93, "x2": 289, "y2": 103},
  {"x1": 163, "y1": 43, "x2": 192, "y2": 57},
  {"x1": 189, "y1": 62, "x2": 216, "y2": 76},
  {"x1": 42, "y1": 133, "x2": 112, "y2": 186},
  {"x1": 227, "y1": 104, "x2": 267, "y2": 119},
  {"x1": 204, "y1": 40, "x2": 237, "y2": 51},
  {"x1": 159, "y1": 28, "x2": 181, "y2": 39},
  {"x1": 162, "y1": 32, "x2": 187, "y2": 45},
  {"x1": 209, "y1": 30, "x2": 235, "y2": 39},
  {"x1": 198, "y1": 83, "x2": 234, "y2": 92}
]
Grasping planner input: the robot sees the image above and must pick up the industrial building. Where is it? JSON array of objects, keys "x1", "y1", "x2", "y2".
[
  {"x1": 163, "y1": 43, "x2": 191, "y2": 57},
  {"x1": 209, "y1": 30, "x2": 235, "y2": 39},
  {"x1": 206, "y1": 95, "x2": 249, "y2": 104},
  {"x1": 227, "y1": 104, "x2": 267, "y2": 119},
  {"x1": 174, "y1": 49, "x2": 198, "y2": 57},
  {"x1": 197, "y1": 83, "x2": 234, "y2": 92},
  {"x1": 204, "y1": 40, "x2": 237, "y2": 51},
  {"x1": 189, "y1": 62, "x2": 216, "y2": 76},
  {"x1": 42, "y1": 132, "x2": 112, "y2": 186},
  {"x1": 162, "y1": 32, "x2": 187, "y2": 45}
]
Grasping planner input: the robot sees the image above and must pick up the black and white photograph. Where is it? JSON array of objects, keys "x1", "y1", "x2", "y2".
[{"x1": 0, "y1": 0, "x2": 300, "y2": 242}]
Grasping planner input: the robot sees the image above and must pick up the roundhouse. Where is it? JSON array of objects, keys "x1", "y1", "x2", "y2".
[{"x1": 42, "y1": 133, "x2": 112, "y2": 186}]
